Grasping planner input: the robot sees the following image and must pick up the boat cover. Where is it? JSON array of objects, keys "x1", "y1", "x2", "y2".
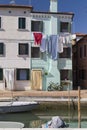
[{"x1": 43, "y1": 116, "x2": 66, "y2": 128}]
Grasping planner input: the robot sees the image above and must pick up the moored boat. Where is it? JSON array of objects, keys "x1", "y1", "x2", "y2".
[
  {"x1": 0, "y1": 121, "x2": 24, "y2": 128},
  {"x1": 0, "y1": 101, "x2": 39, "y2": 113}
]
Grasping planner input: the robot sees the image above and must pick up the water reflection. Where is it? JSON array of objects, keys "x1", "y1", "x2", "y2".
[{"x1": 0, "y1": 102, "x2": 87, "y2": 128}]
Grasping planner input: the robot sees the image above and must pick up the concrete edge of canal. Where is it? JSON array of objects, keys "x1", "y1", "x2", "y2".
[
  {"x1": 1, "y1": 96, "x2": 87, "y2": 102},
  {"x1": 0, "y1": 128, "x2": 85, "y2": 130}
]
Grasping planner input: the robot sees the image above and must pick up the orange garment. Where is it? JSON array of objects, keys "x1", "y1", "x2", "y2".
[{"x1": 33, "y1": 33, "x2": 42, "y2": 45}]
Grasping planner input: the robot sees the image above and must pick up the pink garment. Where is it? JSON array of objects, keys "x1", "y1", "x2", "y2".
[{"x1": 33, "y1": 33, "x2": 42, "y2": 45}]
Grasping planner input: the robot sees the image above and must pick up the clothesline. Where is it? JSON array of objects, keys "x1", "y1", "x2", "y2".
[{"x1": 33, "y1": 32, "x2": 76, "y2": 60}]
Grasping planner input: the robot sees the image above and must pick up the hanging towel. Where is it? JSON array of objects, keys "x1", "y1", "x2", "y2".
[
  {"x1": 40, "y1": 35, "x2": 48, "y2": 52},
  {"x1": 33, "y1": 32, "x2": 42, "y2": 45},
  {"x1": 58, "y1": 36, "x2": 63, "y2": 53},
  {"x1": 47, "y1": 36, "x2": 52, "y2": 54},
  {"x1": 49, "y1": 35, "x2": 58, "y2": 60}
]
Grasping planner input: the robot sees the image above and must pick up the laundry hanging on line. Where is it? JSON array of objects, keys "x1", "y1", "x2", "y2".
[
  {"x1": 33, "y1": 32, "x2": 42, "y2": 45},
  {"x1": 33, "y1": 32, "x2": 76, "y2": 60}
]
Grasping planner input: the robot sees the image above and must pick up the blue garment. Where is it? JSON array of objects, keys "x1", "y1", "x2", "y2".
[
  {"x1": 47, "y1": 36, "x2": 52, "y2": 54},
  {"x1": 48, "y1": 35, "x2": 58, "y2": 60},
  {"x1": 40, "y1": 35, "x2": 48, "y2": 52}
]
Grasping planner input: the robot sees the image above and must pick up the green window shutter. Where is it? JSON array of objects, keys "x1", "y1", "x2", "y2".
[
  {"x1": 0, "y1": 17, "x2": 1, "y2": 28},
  {"x1": 18, "y1": 18, "x2": 21, "y2": 29},
  {"x1": 58, "y1": 21, "x2": 60, "y2": 33},
  {"x1": 27, "y1": 69, "x2": 29, "y2": 80},
  {"x1": 31, "y1": 21, "x2": 34, "y2": 31},
  {"x1": 25, "y1": 44, "x2": 28, "y2": 55},
  {"x1": 40, "y1": 21, "x2": 43, "y2": 32},
  {"x1": 0, "y1": 69, "x2": 3, "y2": 80},
  {"x1": 16, "y1": 69, "x2": 20, "y2": 80},
  {"x1": 68, "y1": 23, "x2": 71, "y2": 33},
  {"x1": 19, "y1": 18, "x2": 26, "y2": 29},
  {"x1": 0, "y1": 43, "x2": 4, "y2": 55}
]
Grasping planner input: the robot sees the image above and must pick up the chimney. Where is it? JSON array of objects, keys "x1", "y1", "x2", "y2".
[
  {"x1": 10, "y1": 0, "x2": 16, "y2": 5},
  {"x1": 50, "y1": 0, "x2": 58, "y2": 12}
]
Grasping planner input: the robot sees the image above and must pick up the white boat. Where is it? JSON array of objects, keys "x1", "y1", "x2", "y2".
[
  {"x1": 0, "y1": 101, "x2": 38, "y2": 113},
  {"x1": 0, "y1": 121, "x2": 24, "y2": 128}
]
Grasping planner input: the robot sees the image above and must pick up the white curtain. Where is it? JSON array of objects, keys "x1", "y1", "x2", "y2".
[{"x1": 4, "y1": 69, "x2": 14, "y2": 90}]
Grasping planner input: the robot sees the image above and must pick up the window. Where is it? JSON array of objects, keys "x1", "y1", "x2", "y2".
[
  {"x1": 59, "y1": 47, "x2": 71, "y2": 58},
  {"x1": 60, "y1": 22, "x2": 71, "y2": 33},
  {"x1": 18, "y1": 18, "x2": 26, "y2": 29},
  {"x1": 0, "y1": 43, "x2": 4, "y2": 55},
  {"x1": 18, "y1": 43, "x2": 28, "y2": 55},
  {"x1": 0, "y1": 17, "x2": 1, "y2": 28},
  {"x1": 60, "y1": 70, "x2": 72, "y2": 80},
  {"x1": 79, "y1": 69, "x2": 86, "y2": 80},
  {"x1": 80, "y1": 47, "x2": 82, "y2": 58},
  {"x1": 31, "y1": 21, "x2": 43, "y2": 32},
  {"x1": 16, "y1": 69, "x2": 30, "y2": 80},
  {"x1": 31, "y1": 47, "x2": 40, "y2": 58},
  {"x1": 84, "y1": 45, "x2": 86, "y2": 57},
  {"x1": 0, "y1": 69, "x2": 3, "y2": 80}
]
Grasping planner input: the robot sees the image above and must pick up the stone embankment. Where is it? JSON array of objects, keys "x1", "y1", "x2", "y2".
[{"x1": 0, "y1": 90, "x2": 87, "y2": 102}]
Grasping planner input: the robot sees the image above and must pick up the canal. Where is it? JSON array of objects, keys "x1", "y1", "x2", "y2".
[{"x1": 0, "y1": 101, "x2": 87, "y2": 128}]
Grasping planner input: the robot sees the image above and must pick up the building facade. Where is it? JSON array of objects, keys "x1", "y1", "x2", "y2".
[
  {"x1": 73, "y1": 34, "x2": 87, "y2": 89},
  {"x1": 0, "y1": 0, "x2": 74, "y2": 91}
]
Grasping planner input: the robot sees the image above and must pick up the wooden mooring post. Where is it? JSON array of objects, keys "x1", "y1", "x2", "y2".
[{"x1": 78, "y1": 86, "x2": 81, "y2": 128}]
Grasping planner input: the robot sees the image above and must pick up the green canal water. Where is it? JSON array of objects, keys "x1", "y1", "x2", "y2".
[{"x1": 0, "y1": 102, "x2": 87, "y2": 128}]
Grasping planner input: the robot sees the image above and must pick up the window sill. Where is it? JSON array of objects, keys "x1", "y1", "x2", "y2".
[
  {"x1": 31, "y1": 57, "x2": 41, "y2": 59},
  {"x1": 16, "y1": 79, "x2": 30, "y2": 82},
  {"x1": 17, "y1": 54, "x2": 29, "y2": 57},
  {"x1": 0, "y1": 28, "x2": 5, "y2": 31},
  {"x1": 17, "y1": 29, "x2": 29, "y2": 32},
  {"x1": 0, "y1": 54, "x2": 4, "y2": 57}
]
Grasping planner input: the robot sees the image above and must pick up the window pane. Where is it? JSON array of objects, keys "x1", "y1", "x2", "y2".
[
  {"x1": 60, "y1": 22, "x2": 70, "y2": 32},
  {"x1": 16, "y1": 69, "x2": 29, "y2": 80},
  {"x1": 60, "y1": 70, "x2": 72, "y2": 80},
  {"x1": 84, "y1": 45, "x2": 86, "y2": 57},
  {"x1": 19, "y1": 43, "x2": 28, "y2": 55},
  {"x1": 59, "y1": 47, "x2": 71, "y2": 58},
  {"x1": 18, "y1": 18, "x2": 26, "y2": 29},
  {"x1": 79, "y1": 69, "x2": 86, "y2": 80},
  {"x1": 31, "y1": 47, "x2": 40, "y2": 58},
  {"x1": 0, "y1": 17, "x2": 1, "y2": 28},
  {"x1": 31, "y1": 21, "x2": 43, "y2": 32},
  {"x1": 80, "y1": 47, "x2": 82, "y2": 58},
  {"x1": 0, "y1": 43, "x2": 4, "y2": 55},
  {"x1": 0, "y1": 69, "x2": 3, "y2": 80}
]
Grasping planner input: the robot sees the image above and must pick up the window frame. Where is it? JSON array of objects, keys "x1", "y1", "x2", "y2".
[
  {"x1": 18, "y1": 43, "x2": 29, "y2": 56},
  {"x1": 80, "y1": 46, "x2": 83, "y2": 58},
  {"x1": 0, "y1": 68, "x2": 3, "y2": 80},
  {"x1": 0, "y1": 17, "x2": 1, "y2": 29},
  {"x1": 18, "y1": 17, "x2": 26, "y2": 29},
  {"x1": 59, "y1": 47, "x2": 71, "y2": 58},
  {"x1": 60, "y1": 69, "x2": 72, "y2": 81},
  {"x1": 31, "y1": 20, "x2": 43, "y2": 32},
  {"x1": 84, "y1": 45, "x2": 86, "y2": 57},
  {"x1": 0, "y1": 42, "x2": 4, "y2": 56},
  {"x1": 31, "y1": 46, "x2": 40, "y2": 58},
  {"x1": 60, "y1": 22, "x2": 71, "y2": 33},
  {"x1": 16, "y1": 68, "x2": 30, "y2": 81},
  {"x1": 79, "y1": 69, "x2": 86, "y2": 80}
]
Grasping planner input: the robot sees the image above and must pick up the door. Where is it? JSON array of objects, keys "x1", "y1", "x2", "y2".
[{"x1": 31, "y1": 70, "x2": 42, "y2": 90}]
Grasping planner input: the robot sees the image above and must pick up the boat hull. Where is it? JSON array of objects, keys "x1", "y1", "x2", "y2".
[
  {"x1": 0, "y1": 121, "x2": 24, "y2": 128},
  {"x1": 0, "y1": 101, "x2": 38, "y2": 113}
]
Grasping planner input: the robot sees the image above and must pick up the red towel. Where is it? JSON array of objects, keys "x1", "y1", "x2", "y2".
[{"x1": 33, "y1": 33, "x2": 42, "y2": 45}]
